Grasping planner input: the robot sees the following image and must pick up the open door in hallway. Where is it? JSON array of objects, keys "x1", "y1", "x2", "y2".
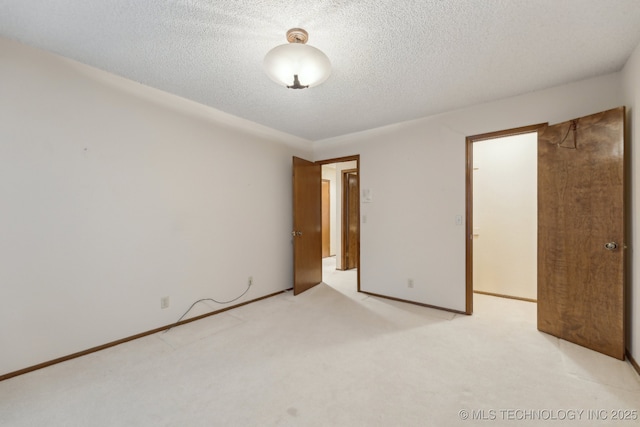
[
  {"x1": 322, "y1": 179, "x2": 331, "y2": 258},
  {"x1": 292, "y1": 157, "x2": 322, "y2": 295},
  {"x1": 537, "y1": 107, "x2": 626, "y2": 360},
  {"x1": 342, "y1": 170, "x2": 359, "y2": 270}
]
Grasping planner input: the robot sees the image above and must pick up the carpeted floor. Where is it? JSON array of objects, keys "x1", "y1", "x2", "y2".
[{"x1": 1, "y1": 257, "x2": 638, "y2": 426}]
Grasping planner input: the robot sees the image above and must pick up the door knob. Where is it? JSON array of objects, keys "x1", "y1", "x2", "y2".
[{"x1": 604, "y1": 242, "x2": 618, "y2": 250}]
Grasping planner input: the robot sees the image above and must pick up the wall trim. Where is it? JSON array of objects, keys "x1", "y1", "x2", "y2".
[
  {"x1": 473, "y1": 290, "x2": 537, "y2": 303},
  {"x1": 359, "y1": 291, "x2": 467, "y2": 315},
  {"x1": 627, "y1": 350, "x2": 640, "y2": 377},
  {"x1": 0, "y1": 290, "x2": 284, "y2": 382}
]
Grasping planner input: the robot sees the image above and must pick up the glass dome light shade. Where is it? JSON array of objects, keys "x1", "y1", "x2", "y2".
[{"x1": 264, "y1": 43, "x2": 331, "y2": 88}]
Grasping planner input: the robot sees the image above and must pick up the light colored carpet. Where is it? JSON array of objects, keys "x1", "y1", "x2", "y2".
[{"x1": 1, "y1": 257, "x2": 639, "y2": 426}]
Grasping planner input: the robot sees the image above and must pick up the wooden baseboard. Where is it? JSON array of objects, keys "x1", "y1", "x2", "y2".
[
  {"x1": 0, "y1": 290, "x2": 284, "y2": 382},
  {"x1": 473, "y1": 290, "x2": 537, "y2": 303},
  {"x1": 359, "y1": 291, "x2": 466, "y2": 315},
  {"x1": 628, "y1": 350, "x2": 640, "y2": 377}
]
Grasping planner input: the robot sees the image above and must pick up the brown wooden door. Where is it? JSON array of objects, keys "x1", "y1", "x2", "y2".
[
  {"x1": 322, "y1": 180, "x2": 331, "y2": 258},
  {"x1": 292, "y1": 157, "x2": 322, "y2": 295},
  {"x1": 343, "y1": 171, "x2": 359, "y2": 270},
  {"x1": 537, "y1": 107, "x2": 625, "y2": 359}
]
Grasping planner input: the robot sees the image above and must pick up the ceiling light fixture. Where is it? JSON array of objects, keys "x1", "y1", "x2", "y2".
[{"x1": 264, "y1": 28, "x2": 331, "y2": 89}]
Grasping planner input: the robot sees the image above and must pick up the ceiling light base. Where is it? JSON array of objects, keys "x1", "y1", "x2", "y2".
[{"x1": 286, "y1": 28, "x2": 309, "y2": 44}]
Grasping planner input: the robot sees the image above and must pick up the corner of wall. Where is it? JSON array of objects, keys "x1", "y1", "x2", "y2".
[{"x1": 621, "y1": 38, "x2": 640, "y2": 366}]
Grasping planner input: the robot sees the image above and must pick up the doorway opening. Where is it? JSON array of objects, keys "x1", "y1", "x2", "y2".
[
  {"x1": 472, "y1": 132, "x2": 538, "y2": 302},
  {"x1": 465, "y1": 124, "x2": 544, "y2": 314},
  {"x1": 292, "y1": 155, "x2": 360, "y2": 296},
  {"x1": 319, "y1": 158, "x2": 359, "y2": 291}
]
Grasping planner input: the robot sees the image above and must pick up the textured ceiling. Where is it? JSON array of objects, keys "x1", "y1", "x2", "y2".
[{"x1": 2, "y1": 0, "x2": 640, "y2": 141}]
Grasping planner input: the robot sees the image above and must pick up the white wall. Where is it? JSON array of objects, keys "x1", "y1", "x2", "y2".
[
  {"x1": 622, "y1": 40, "x2": 640, "y2": 364},
  {"x1": 473, "y1": 133, "x2": 537, "y2": 300},
  {"x1": 314, "y1": 72, "x2": 623, "y2": 312},
  {"x1": 0, "y1": 38, "x2": 312, "y2": 376}
]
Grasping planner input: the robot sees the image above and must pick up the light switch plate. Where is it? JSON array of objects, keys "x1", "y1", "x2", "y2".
[{"x1": 362, "y1": 188, "x2": 373, "y2": 203}]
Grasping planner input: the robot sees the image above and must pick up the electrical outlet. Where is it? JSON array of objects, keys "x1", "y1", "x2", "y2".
[
  {"x1": 408, "y1": 279, "x2": 414, "y2": 289},
  {"x1": 160, "y1": 296, "x2": 170, "y2": 309},
  {"x1": 248, "y1": 276, "x2": 253, "y2": 286}
]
